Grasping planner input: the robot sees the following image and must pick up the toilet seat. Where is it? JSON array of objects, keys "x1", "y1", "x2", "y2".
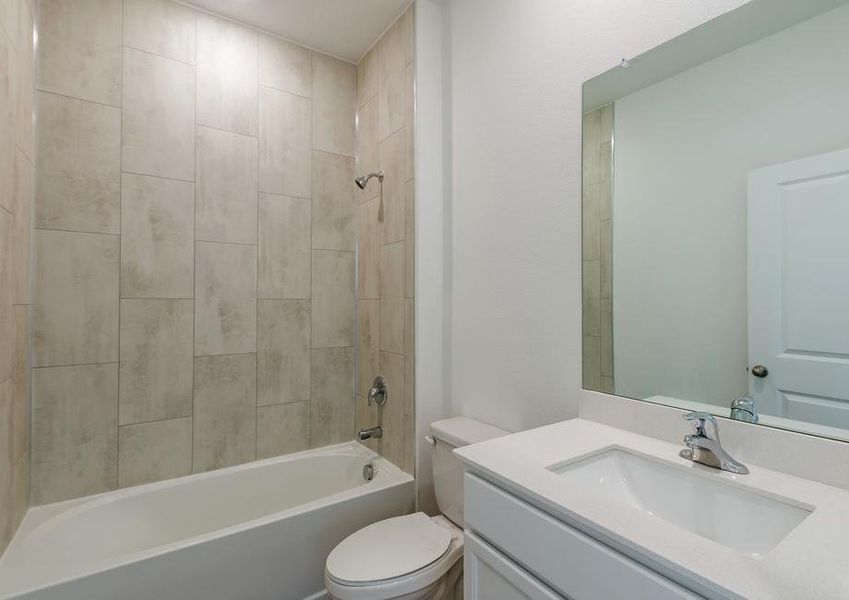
[{"x1": 325, "y1": 514, "x2": 464, "y2": 600}]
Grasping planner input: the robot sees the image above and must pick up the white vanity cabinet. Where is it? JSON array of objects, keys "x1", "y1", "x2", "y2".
[{"x1": 463, "y1": 473, "x2": 703, "y2": 600}]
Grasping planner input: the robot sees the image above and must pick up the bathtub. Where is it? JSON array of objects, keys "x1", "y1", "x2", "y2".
[{"x1": 0, "y1": 442, "x2": 414, "y2": 600}]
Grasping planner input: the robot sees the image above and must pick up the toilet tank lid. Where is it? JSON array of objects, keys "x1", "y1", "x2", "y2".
[{"x1": 429, "y1": 417, "x2": 509, "y2": 447}]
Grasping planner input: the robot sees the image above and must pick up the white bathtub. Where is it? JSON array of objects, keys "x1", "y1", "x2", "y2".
[{"x1": 0, "y1": 442, "x2": 414, "y2": 600}]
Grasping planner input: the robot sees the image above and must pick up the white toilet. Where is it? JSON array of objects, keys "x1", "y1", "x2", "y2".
[{"x1": 325, "y1": 417, "x2": 507, "y2": 600}]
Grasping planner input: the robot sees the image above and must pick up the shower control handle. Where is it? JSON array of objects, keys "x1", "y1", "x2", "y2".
[{"x1": 367, "y1": 375, "x2": 387, "y2": 407}]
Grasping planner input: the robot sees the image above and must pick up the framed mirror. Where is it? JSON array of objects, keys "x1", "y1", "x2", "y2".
[{"x1": 582, "y1": 0, "x2": 849, "y2": 441}]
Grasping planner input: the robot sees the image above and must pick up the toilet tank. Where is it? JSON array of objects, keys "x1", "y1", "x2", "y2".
[{"x1": 429, "y1": 417, "x2": 508, "y2": 526}]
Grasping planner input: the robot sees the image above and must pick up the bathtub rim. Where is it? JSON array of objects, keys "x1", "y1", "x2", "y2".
[{"x1": 0, "y1": 441, "x2": 413, "y2": 598}]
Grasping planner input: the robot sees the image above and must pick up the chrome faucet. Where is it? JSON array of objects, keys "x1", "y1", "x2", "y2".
[
  {"x1": 680, "y1": 412, "x2": 749, "y2": 474},
  {"x1": 730, "y1": 394, "x2": 758, "y2": 423},
  {"x1": 367, "y1": 375, "x2": 387, "y2": 407},
  {"x1": 358, "y1": 426, "x2": 383, "y2": 441}
]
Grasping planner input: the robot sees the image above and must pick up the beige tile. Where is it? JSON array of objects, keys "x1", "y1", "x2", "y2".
[
  {"x1": 600, "y1": 218, "x2": 612, "y2": 298},
  {"x1": 403, "y1": 298, "x2": 415, "y2": 474},
  {"x1": 36, "y1": 0, "x2": 121, "y2": 106},
  {"x1": 0, "y1": 32, "x2": 13, "y2": 216},
  {"x1": 15, "y1": 0, "x2": 33, "y2": 161},
  {"x1": 0, "y1": 201, "x2": 8, "y2": 305},
  {"x1": 379, "y1": 350, "x2": 404, "y2": 467},
  {"x1": 311, "y1": 250, "x2": 355, "y2": 348},
  {"x1": 377, "y1": 20, "x2": 404, "y2": 141},
  {"x1": 123, "y1": 0, "x2": 196, "y2": 64},
  {"x1": 195, "y1": 241, "x2": 257, "y2": 356},
  {"x1": 582, "y1": 259, "x2": 601, "y2": 338},
  {"x1": 12, "y1": 305, "x2": 29, "y2": 465},
  {"x1": 582, "y1": 182, "x2": 600, "y2": 261},
  {"x1": 0, "y1": 210, "x2": 9, "y2": 382},
  {"x1": 357, "y1": 198, "x2": 379, "y2": 298},
  {"x1": 34, "y1": 229, "x2": 119, "y2": 367},
  {"x1": 118, "y1": 417, "x2": 192, "y2": 487},
  {"x1": 122, "y1": 48, "x2": 195, "y2": 182},
  {"x1": 196, "y1": 13, "x2": 257, "y2": 136},
  {"x1": 402, "y1": 5, "x2": 415, "y2": 67},
  {"x1": 196, "y1": 126, "x2": 258, "y2": 244},
  {"x1": 582, "y1": 109, "x2": 602, "y2": 186},
  {"x1": 358, "y1": 298, "x2": 378, "y2": 397},
  {"x1": 0, "y1": 0, "x2": 16, "y2": 53},
  {"x1": 119, "y1": 299, "x2": 194, "y2": 425},
  {"x1": 35, "y1": 92, "x2": 121, "y2": 234},
  {"x1": 356, "y1": 99, "x2": 379, "y2": 202},
  {"x1": 10, "y1": 450, "x2": 28, "y2": 546},
  {"x1": 582, "y1": 335, "x2": 601, "y2": 392},
  {"x1": 0, "y1": 380, "x2": 11, "y2": 548},
  {"x1": 259, "y1": 33, "x2": 311, "y2": 98},
  {"x1": 258, "y1": 299, "x2": 310, "y2": 405},
  {"x1": 380, "y1": 242, "x2": 404, "y2": 354},
  {"x1": 310, "y1": 347, "x2": 354, "y2": 447},
  {"x1": 599, "y1": 157, "x2": 612, "y2": 221},
  {"x1": 257, "y1": 401, "x2": 310, "y2": 459},
  {"x1": 600, "y1": 297, "x2": 614, "y2": 378},
  {"x1": 0, "y1": 307, "x2": 8, "y2": 396},
  {"x1": 357, "y1": 47, "x2": 377, "y2": 107},
  {"x1": 313, "y1": 53, "x2": 355, "y2": 157},
  {"x1": 258, "y1": 86, "x2": 311, "y2": 198},
  {"x1": 193, "y1": 354, "x2": 256, "y2": 472},
  {"x1": 379, "y1": 129, "x2": 405, "y2": 244},
  {"x1": 257, "y1": 193, "x2": 310, "y2": 298},
  {"x1": 405, "y1": 179, "x2": 415, "y2": 298},
  {"x1": 312, "y1": 150, "x2": 355, "y2": 251},
  {"x1": 601, "y1": 376, "x2": 615, "y2": 395},
  {"x1": 11, "y1": 149, "x2": 31, "y2": 304},
  {"x1": 121, "y1": 173, "x2": 194, "y2": 298},
  {"x1": 31, "y1": 363, "x2": 118, "y2": 505},
  {"x1": 404, "y1": 65, "x2": 415, "y2": 182}
]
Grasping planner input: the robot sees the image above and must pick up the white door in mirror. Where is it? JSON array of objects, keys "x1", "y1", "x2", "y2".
[{"x1": 748, "y1": 148, "x2": 849, "y2": 427}]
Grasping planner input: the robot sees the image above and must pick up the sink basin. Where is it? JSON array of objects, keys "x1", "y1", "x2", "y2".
[{"x1": 549, "y1": 448, "x2": 812, "y2": 557}]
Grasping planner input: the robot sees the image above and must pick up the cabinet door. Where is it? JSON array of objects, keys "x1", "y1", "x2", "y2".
[{"x1": 465, "y1": 532, "x2": 565, "y2": 600}]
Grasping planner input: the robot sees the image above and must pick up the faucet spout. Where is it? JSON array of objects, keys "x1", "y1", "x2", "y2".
[{"x1": 358, "y1": 426, "x2": 383, "y2": 441}]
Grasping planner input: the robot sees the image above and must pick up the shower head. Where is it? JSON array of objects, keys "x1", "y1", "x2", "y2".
[{"x1": 355, "y1": 171, "x2": 384, "y2": 190}]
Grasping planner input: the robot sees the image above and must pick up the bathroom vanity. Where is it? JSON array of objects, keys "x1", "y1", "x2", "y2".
[{"x1": 456, "y1": 419, "x2": 849, "y2": 600}]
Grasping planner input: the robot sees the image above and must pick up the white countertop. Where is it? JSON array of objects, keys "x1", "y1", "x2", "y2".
[{"x1": 454, "y1": 418, "x2": 849, "y2": 600}]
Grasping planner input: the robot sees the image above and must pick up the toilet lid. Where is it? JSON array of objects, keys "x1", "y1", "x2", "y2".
[{"x1": 326, "y1": 513, "x2": 452, "y2": 584}]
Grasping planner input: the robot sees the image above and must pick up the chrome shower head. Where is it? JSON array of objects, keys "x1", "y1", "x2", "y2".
[{"x1": 355, "y1": 171, "x2": 384, "y2": 190}]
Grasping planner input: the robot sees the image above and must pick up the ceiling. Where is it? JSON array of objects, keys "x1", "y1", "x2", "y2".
[{"x1": 186, "y1": 0, "x2": 411, "y2": 63}]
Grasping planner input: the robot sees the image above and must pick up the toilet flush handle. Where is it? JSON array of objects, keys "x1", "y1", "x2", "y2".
[{"x1": 424, "y1": 434, "x2": 435, "y2": 446}]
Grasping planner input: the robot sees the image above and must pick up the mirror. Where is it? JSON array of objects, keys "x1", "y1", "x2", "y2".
[{"x1": 582, "y1": 0, "x2": 849, "y2": 441}]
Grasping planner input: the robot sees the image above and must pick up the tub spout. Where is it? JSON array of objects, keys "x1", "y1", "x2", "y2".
[{"x1": 358, "y1": 426, "x2": 383, "y2": 441}]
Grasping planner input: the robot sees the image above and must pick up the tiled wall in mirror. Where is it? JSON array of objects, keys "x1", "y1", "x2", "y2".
[{"x1": 582, "y1": 0, "x2": 849, "y2": 442}]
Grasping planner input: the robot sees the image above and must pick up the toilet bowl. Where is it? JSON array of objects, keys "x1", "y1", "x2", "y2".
[
  {"x1": 325, "y1": 417, "x2": 508, "y2": 600},
  {"x1": 325, "y1": 514, "x2": 463, "y2": 600}
]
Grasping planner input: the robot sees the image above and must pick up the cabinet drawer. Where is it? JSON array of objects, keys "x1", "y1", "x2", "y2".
[
  {"x1": 465, "y1": 531, "x2": 564, "y2": 600},
  {"x1": 464, "y1": 473, "x2": 702, "y2": 600}
]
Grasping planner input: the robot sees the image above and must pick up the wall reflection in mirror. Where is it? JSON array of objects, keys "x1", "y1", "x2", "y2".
[{"x1": 582, "y1": 0, "x2": 849, "y2": 441}]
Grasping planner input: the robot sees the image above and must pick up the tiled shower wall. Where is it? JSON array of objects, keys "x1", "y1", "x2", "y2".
[
  {"x1": 582, "y1": 104, "x2": 614, "y2": 394},
  {"x1": 30, "y1": 0, "x2": 368, "y2": 505},
  {"x1": 355, "y1": 6, "x2": 416, "y2": 474},
  {"x1": 0, "y1": 0, "x2": 34, "y2": 553}
]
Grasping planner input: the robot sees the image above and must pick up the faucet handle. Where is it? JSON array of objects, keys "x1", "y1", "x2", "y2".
[{"x1": 682, "y1": 411, "x2": 719, "y2": 440}]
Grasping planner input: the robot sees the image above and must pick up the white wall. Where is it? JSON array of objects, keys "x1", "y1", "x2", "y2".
[
  {"x1": 613, "y1": 4, "x2": 849, "y2": 406},
  {"x1": 414, "y1": 0, "x2": 451, "y2": 515},
  {"x1": 442, "y1": 0, "x2": 748, "y2": 433}
]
